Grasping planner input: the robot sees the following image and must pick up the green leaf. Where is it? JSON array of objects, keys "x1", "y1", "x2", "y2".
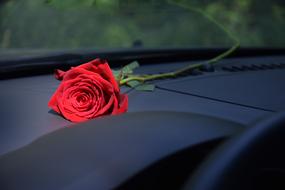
[
  {"x1": 126, "y1": 80, "x2": 141, "y2": 88},
  {"x1": 112, "y1": 70, "x2": 122, "y2": 81},
  {"x1": 126, "y1": 80, "x2": 155, "y2": 92},
  {"x1": 121, "y1": 61, "x2": 140, "y2": 75},
  {"x1": 135, "y1": 84, "x2": 155, "y2": 92}
]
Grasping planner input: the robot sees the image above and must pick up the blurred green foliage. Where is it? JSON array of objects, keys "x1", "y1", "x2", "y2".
[{"x1": 0, "y1": 0, "x2": 284, "y2": 50}]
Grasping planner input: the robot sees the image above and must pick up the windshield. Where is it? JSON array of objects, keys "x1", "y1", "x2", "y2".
[{"x1": 0, "y1": 0, "x2": 284, "y2": 52}]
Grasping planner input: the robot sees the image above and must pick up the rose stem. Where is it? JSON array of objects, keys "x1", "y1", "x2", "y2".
[{"x1": 119, "y1": 0, "x2": 240, "y2": 86}]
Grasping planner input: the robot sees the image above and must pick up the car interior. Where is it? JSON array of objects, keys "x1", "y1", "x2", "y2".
[{"x1": 0, "y1": 0, "x2": 285, "y2": 189}]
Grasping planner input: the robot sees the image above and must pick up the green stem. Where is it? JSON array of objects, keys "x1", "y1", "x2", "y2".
[
  {"x1": 120, "y1": 0, "x2": 240, "y2": 86},
  {"x1": 119, "y1": 72, "x2": 176, "y2": 85}
]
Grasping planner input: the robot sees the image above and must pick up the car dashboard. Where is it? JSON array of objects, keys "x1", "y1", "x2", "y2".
[{"x1": 0, "y1": 54, "x2": 285, "y2": 189}]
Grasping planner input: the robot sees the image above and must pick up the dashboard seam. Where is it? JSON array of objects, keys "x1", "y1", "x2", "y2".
[{"x1": 156, "y1": 86, "x2": 275, "y2": 113}]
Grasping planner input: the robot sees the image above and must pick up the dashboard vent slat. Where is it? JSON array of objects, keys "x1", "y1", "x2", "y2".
[{"x1": 221, "y1": 63, "x2": 285, "y2": 72}]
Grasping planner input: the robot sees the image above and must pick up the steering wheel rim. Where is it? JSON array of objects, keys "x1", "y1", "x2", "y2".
[{"x1": 183, "y1": 112, "x2": 285, "y2": 190}]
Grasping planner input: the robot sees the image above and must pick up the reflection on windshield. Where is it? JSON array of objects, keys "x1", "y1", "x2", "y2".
[{"x1": 0, "y1": 0, "x2": 284, "y2": 50}]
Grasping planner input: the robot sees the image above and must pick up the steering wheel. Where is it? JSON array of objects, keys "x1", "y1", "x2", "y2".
[{"x1": 183, "y1": 112, "x2": 285, "y2": 190}]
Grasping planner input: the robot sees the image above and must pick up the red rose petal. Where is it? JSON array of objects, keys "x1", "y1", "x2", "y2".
[
  {"x1": 54, "y1": 69, "x2": 66, "y2": 80},
  {"x1": 48, "y1": 58, "x2": 128, "y2": 122}
]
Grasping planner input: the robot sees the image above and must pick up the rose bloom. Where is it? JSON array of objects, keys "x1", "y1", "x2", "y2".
[{"x1": 48, "y1": 58, "x2": 128, "y2": 122}]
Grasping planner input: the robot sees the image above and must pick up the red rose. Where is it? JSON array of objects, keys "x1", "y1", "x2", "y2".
[{"x1": 48, "y1": 58, "x2": 128, "y2": 122}]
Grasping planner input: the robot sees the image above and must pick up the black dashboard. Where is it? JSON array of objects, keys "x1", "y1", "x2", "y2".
[{"x1": 0, "y1": 54, "x2": 285, "y2": 189}]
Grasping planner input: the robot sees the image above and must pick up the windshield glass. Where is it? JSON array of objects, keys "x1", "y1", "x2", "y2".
[{"x1": 0, "y1": 0, "x2": 284, "y2": 52}]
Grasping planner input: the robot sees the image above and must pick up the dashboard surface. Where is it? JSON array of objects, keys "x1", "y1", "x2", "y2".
[
  {"x1": 0, "y1": 55, "x2": 284, "y2": 189},
  {"x1": 1, "y1": 55, "x2": 284, "y2": 155}
]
